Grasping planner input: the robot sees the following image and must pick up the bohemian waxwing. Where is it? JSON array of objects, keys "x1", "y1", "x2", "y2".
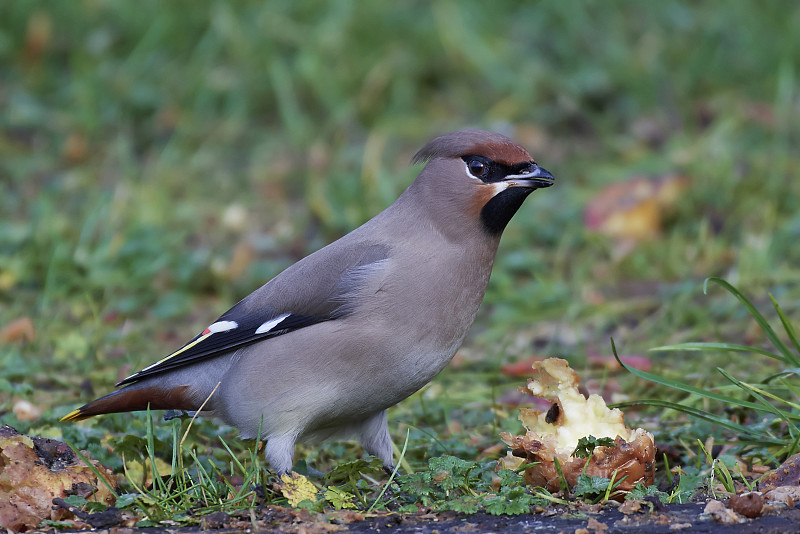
[{"x1": 62, "y1": 129, "x2": 555, "y2": 474}]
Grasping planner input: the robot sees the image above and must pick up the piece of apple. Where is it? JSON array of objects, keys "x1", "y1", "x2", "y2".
[{"x1": 499, "y1": 358, "x2": 655, "y2": 495}]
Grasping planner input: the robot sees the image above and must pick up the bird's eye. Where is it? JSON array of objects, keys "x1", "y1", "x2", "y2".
[{"x1": 468, "y1": 159, "x2": 486, "y2": 177}]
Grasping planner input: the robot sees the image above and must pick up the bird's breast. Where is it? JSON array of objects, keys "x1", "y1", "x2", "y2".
[{"x1": 355, "y1": 246, "x2": 494, "y2": 394}]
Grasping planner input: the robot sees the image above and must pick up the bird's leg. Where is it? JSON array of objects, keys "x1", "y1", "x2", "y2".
[
  {"x1": 356, "y1": 410, "x2": 396, "y2": 473},
  {"x1": 383, "y1": 464, "x2": 397, "y2": 477},
  {"x1": 264, "y1": 433, "x2": 297, "y2": 475}
]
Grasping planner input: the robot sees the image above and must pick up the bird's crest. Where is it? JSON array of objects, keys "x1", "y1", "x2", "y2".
[{"x1": 412, "y1": 129, "x2": 532, "y2": 166}]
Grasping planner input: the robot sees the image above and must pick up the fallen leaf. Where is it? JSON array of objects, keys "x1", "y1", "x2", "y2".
[
  {"x1": 280, "y1": 472, "x2": 318, "y2": 507},
  {"x1": 587, "y1": 352, "x2": 651, "y2": 372},
  {"x1": 500, "y1": 355, "x2": 547, "y2": 376},
  {"x1": 586, "y1": 516, "x2": 608, "y2": 533},
  {"x1": 583, "y1": 174, "x2": 689, "y2": 242},
  {"x1": 618, "y1": 499, "x2": 641, "y2": 515},
  {"x1": 12, "y1": 399, "x2": 42, "y2": 422},
  {"x1": 0, "y1": 425, "x2": 117, "y2": 532},
  {"x1": 23, "y1": 10, "x2": 52, "y2": 63},
  {"x1": 62, "y1": 133, "x2": 88, "y2": 163},
  {"x1": 0, "y1": 318, "x2": 35, "y2": 344}
]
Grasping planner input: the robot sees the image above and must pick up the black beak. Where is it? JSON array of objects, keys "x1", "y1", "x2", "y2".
[{"x1": 504, "y1": 165, "x2": 555, "y2": 189}]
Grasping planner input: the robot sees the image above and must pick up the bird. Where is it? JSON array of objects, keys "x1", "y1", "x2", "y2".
[{"x1": 61, "y1": 129, "x2": 555, "y2": 474}]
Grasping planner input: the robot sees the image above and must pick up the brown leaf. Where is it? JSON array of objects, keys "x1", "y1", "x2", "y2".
[
  {"x1": 23, "y1": 11, "x2": 52, "y2": 63},
  {"x1": 583, "y1": 174, "x2": 689, "y2": 242},
  {"x1": 62, "y1": 133, "x2": 88, "y2": 163},
  {"x1": 0, "y1": 426, "x2": 117, "y2": 532},
  {"x1": 587, "y1": 352, "x2": 651, "y2": 372},
  {"x1": 0, "y1": 318, "x2": 35, "y2": 344},
  {"x1": 12, "y1": 399, "x2": 43, "y2": 422},
  {"x1": 500, "y1": 355, "x2": 546, "y2": 376}
]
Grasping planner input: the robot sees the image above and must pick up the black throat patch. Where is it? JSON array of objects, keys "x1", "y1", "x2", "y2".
[{"x1": 480, "y1": 187, "x2": 533, "y2": 235}]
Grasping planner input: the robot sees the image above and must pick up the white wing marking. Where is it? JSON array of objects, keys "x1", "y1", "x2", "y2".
[
  {"x1": 206, "y1": 320, "x2": 238, "y2": 333},
  {"x1": 255, "y1": 313, "x2": 291, "y2": 334}
]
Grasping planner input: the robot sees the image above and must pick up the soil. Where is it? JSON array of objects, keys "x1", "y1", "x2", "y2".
[{"x1": 41, "y1": 501, "x2": 800, "y2": 534}]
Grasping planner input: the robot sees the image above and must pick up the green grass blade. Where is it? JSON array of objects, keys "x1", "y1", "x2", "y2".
[
  {"x1": 649, "y1": 342, "x2": 786, "y2": 363},
  {"x1": 64, "y1": 440, "x2": 118, "y2": 497},
  {"x1": 704, "y1": 278, "x2": 799, "y2": 365},
  {"x1": 771, "y1": 294, "x2": 800, "y2": 357},
  {"x1": 612, "y1": 399, "x2": 783, "y2": 444},
  {"x1": 716, "y1": 368, "x2": 800, "y2": 439},
  {"x1": 778, "y1": 377, "x2": 800, "y2": 399},
  {"x1": 145, "y1": 405, "x2": 168, "y2": 494},
  {"x1": 763, "y1": 368, "x2": 800, "y2": 382},
  {"x1": 218, "y1": 436, "x2": 247, "y2": 476},
  {"x1": 611, "y1": 338, "x2": 796, "y2": 417},
  {"x1": 368, "y1": 429, "x2": 409, "y2": 512}
]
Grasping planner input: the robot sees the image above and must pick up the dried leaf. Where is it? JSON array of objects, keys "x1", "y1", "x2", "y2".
[
  {"x1": 12, "y1": 399, "x2": 43, "y2": 422},
  {"x1": 501, "y1": 355, "x2": 547, "y2": 377},
  {"x1": 583, "y1": 174, "x2": 688, "y2": 242},
  {"x1": 0, "y1": 318, "x2": 35, "y2": 344},
  {"x1": 0, "y1": 426, "x2": 117, "y2": 532},
  {"x1": 280, "y1": 472, "x2": 318, "y2": 507}
]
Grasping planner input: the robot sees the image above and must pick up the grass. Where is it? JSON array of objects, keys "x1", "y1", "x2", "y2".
[
  {"x1": 1, "y1": 0, "x2": 800, "y2": 523},
  {"x1": 613, "y1": 279, "x2": 800, "y2": 463}
]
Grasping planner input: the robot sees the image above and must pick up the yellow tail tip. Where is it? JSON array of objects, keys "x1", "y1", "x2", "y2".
[{"x1": 60, "y1": 409, "x2": 85, "y2": 422}]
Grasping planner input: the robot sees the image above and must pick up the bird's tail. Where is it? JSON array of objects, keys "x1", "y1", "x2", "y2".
[{"x1": 61, "y1": 384, "x2": 194, "y2": 422}]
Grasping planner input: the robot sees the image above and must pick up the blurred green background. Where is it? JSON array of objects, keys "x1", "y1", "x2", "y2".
[{"x1": 1, "y1": 1, "x2": 799, "y2": 468}]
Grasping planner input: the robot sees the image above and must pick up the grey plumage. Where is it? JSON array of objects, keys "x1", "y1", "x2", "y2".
[{"x1": 62, "y1": 129, "x2": 554, "y2": 474}]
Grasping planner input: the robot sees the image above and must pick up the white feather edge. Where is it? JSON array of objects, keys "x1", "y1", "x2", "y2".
[
  {"x1": 207, "y1": 320, "x2": 238, "y2": 333},
  {"x1": 255, "y1": 313, "x2": 291, "y2": 334}
]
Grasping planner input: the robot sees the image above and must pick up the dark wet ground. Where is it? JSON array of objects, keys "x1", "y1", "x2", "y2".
[
  {"x1": 327, "y1": 504, "x2": 800, "y2": 533},
  {"x1": 352, "y1": 504, "x2": 800, "y2": 533},
  {"x1": 44, "y1": 501, "x2": 800, "y2": 534}
]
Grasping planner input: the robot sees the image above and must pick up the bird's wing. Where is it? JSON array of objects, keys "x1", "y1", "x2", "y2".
[{"x1": 117, "y1": 242, "x2": 390, "y2": 386}]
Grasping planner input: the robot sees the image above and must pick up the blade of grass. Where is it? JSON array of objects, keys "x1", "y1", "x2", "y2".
[
  {"x1": 716, "y1": 368, "x2": 800, "y2": 440},
  {"x1": 368, "y1": 428, "x2": 409, "y2": 512},
  {"x1": 611, "y1": 338, "x2": 798, "y2": 419},
  {"x1": 612, "y1": 398, "x2": 786, "y2": 445},
  {"x1": 553, "y1": 457, "x2": 569, "y2": 494},
  {"x1": 721, "y1": 377, "x2": 800, "y2": 412},
  {"x1": 763, "y1": 368, "x2": 800, "y2": 382},
  {"x1": 650, "y1": 342, "x2": 786, "y2": 363},
  {"x1": 704, "y1": 278, "x2": 799, "y2": 366},
  {"x1": 145, "y1": 405, "x2": 168, "y2": 495},
  {"x1": 771, "y1": 294, "x2": 800, "y2": 356},
  {"x1": 218, "y1": 435, "x2": 247, "y2": 476},
  {"x1": 64, "y1": 440, "x2": 118, "y2": 497},
  {"x1": 663, "y1": 453, "x2": 672, "y2": 485},
  {"x1": 532, "y1": 488, "x2": 570, "y2": 506}
]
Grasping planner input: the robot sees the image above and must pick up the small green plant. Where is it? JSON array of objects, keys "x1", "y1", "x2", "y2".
[
  {"x1": 394, "y1": 455, "x2": 546, "y2": 515},
  {"x1": 627, "y1": 482, "x2": 669, "y2": 504},
  {"x1": 572, "y1": 435, "x2": 617, "y2": 458},
  {"x1": 667, "y1": 465, "x2": 704, "y2": 504},
  {"x1": 324, "y1": 457, "x2": 385, "y2": 509},
  {"x1": 572, "y1": 472, "x2": 626, "y2": 503}
]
